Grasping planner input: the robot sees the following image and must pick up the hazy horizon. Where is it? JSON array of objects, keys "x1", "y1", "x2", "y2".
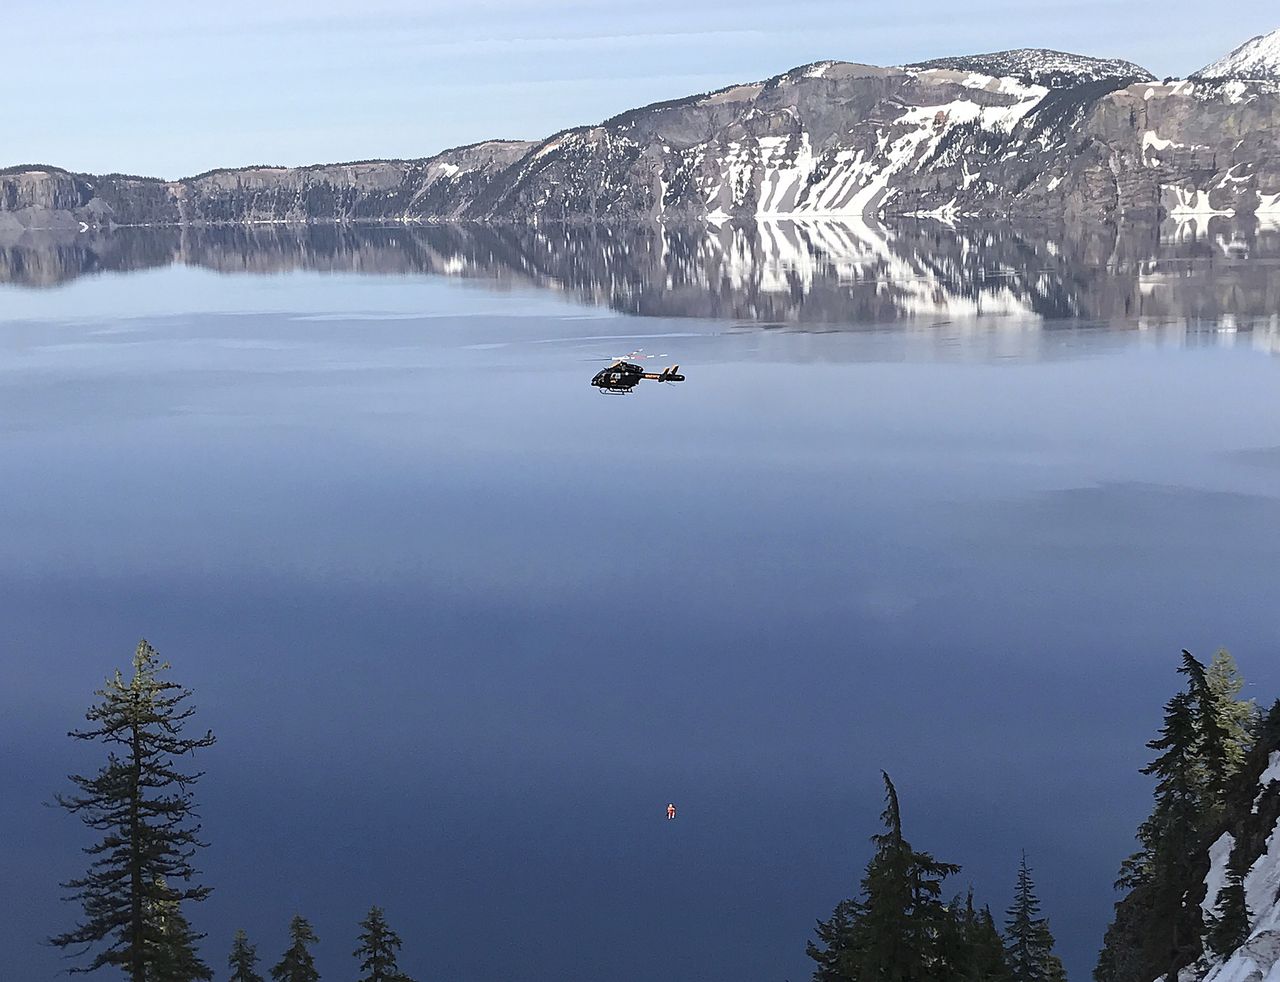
[{"x1": 6, "y1": 0, "x2": 1278, "y2": 180}]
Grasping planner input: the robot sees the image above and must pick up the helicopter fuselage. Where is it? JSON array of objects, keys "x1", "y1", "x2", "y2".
[{"x1": 591, "y1": 361, "x2": 684, "y2": 393}]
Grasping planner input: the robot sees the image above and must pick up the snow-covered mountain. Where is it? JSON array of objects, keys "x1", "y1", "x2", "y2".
[
  {"x1": 2, "y1": 32, "x2": 1279, "y2": 229},
  {"x1": 1194, "y1": 28, "x2": 1280, "y2": 80},
  {"x1": 908, "y1": 48, "x2": 1154, "y2": 86}
]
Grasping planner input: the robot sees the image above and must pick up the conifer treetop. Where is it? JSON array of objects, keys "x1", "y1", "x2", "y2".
[{"x1": 50, "y1": 639, "x2": 216, "y2": 981}]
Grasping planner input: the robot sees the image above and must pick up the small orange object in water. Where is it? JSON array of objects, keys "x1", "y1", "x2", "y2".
[{"x1": 667, "y1": 803, "x2": 676, "y2": 820}]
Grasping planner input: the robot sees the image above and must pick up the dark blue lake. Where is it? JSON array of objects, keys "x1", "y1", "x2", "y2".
[{"x1": 3, "y1": 221, "x2": 1280, "y2": 982}]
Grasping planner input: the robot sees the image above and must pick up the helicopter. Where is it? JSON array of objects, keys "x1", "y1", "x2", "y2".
[{"x1": 590, "y1": 349, "x2": 685, "y2": 394}]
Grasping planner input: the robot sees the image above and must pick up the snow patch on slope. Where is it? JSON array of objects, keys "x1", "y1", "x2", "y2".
[
  {"x1": 1258, "y1": 753, "x2": 1280, "y2": 812},
  {"x1": 1204, "y1": 833, "x2": 1238, "y2": 921},
  {"x1": 689, "y1": 77, "x2": 1048, "y2": 220}
]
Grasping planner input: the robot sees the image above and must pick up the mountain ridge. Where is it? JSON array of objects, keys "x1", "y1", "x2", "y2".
[
  {"x1": 2, "y1": 33, "x2": 1278, "y2": 230},
  {"x1": 1194, "y1": 28, "x2": 1280, "y2": 80}
]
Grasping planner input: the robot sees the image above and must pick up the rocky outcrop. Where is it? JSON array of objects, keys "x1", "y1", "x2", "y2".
[{"x1": 0, "y1": 141, "x2": 534, "y2": 231}]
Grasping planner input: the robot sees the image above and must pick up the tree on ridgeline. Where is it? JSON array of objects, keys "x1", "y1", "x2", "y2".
[
  {"x1": 228, "y1": 929, "x2": 265, "y2": 982},
  {"x1": 809, "y1": 772, "x2": 989, "y2": 981},
  {"x1": 354, "y1": 906, "x2": 416, "y2": 982},
  {"x1": 271, "y1": 916, "x2": 320, "y2": 982},
  {"x1": 1205, "y1": 650, "x2": 1259, "y2": 780},
  {"x1": 50, "y1": 640, "x2": 216, "y2": 981},
  {"x1": 1180, "y1": 650, "x2": 1233, "y2": 820},
  {"x1": 1003, "y1": 854, "x2": 1065, "y2": 982}
]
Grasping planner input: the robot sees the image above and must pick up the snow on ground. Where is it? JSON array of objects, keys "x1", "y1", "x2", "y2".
[
  {"x1": 801, "y1": 61, "x2": 837, "y2": 79},
  {"x1": 696, "y1": 82, "x2": 1046, "y2": 221},
  {"x1": 1195, "y1": 28, "x2": 1280, "y2": 80},
  {"x1": 1244, "y1": 819, "x2": 1280, "y2": 928},
  {"x1": 908, "y1": 48, "x2": 1154, "y2": 84},
  {"x1": 1196, "y1": 758, "x2": 1280, "y2": 982},
  {"x1": 1205, "y1": 833, "x2": 1237, "y2": 921}
]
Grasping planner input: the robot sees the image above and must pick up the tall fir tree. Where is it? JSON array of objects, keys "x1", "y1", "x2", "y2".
[
  {"x1": 1205, "y1": 650, "x2": 1258, "y2": 778},
  {"x1": 1205, "y1": 840, "x2": 1252, "y2": 959},
  {"x1": 270, "y1": 916, "x2": 320, "y2": 982},
  {"x1": 50, "y1": 640, "x2": 216, "y2": 981},
  {"x1": 1139, "y1": 690, "x2": 1204, "y2": 981},
  {"x1": 1180, "y1": 651, "x2": 1233, "y2": 818},
  {"x1": 354, "y1": 906, "x2": 415, "y2": 982},
  {"x1": 808, "y1": 772, "x2": 961, "y2": 981},
  {"x1": 938, "y1": 891, "x2": 1011, "y2": 982},
  {"x1": 1003, "y1": 854, "x2": 1065, "y2": 982},
  {"x1": 970, "y1": 904, "x2": 1014, "y2": 982},
  {"x1": 228, "y1": 929, "x2": 265, "y2": 982}
]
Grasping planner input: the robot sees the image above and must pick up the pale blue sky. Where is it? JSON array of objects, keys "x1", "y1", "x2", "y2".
[{"x1": 8, "y1": 0, "x2": 1278, "y2": 178}]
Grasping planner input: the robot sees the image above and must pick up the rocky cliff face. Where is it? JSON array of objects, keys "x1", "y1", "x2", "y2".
[
  {"x1": 3, "y1": 34, "x2": 1279, "y2": 230},
  {"x1": 0, "y1": 140, "x2": 534, "y2": 231},
  {"x1": 467, "y1": 58, "x2": 1280, "y2": 227}
]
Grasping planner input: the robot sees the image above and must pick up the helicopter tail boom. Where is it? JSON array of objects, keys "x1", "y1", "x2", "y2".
[{"x1": 642, "y1": 365, "x2": 684, "y2": 383}]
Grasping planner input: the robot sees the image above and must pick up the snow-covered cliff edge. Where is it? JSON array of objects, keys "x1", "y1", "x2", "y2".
[{"x1": 1198, "y1": 752, "x2": 1280, "y2": 982}]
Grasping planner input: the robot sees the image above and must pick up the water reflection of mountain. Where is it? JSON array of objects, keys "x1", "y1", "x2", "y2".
[{"x1": 3, "y1": 219, "x2": 1279, "y2": 329}]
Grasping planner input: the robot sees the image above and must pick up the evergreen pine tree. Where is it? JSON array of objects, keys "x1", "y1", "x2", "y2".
[
  {"x1": 271, "y1": 916, "x2": 320, "y2": 982},
  {"x1": 1180, "y1": 651, "x2": 1233, "y2": 817},
  {"x1": 1205, "y1": 840, "x2": 1252, "y2": 959},
  {"x1": 1205, "y1": 650, "x2": 1258, "y2": 777},
  {"x1": 1094, "y1": 890, "x2": 1152, "y2": 982},
  {"x1": 354, "y1": 906, "x2": 415, "y2": 982},
  {"x1": 1003, "y1": 854, "x2": 1064, "y2": 982},
  {"x1": 807, "y1": 772, "x2": 960, "y2": 981},
  {"x1": 807, "y1": 899, "x2": 858, "y2": 982},
  {"x1": 50, "y1": 640, "x2": 216, "y2": 981},
  {"x1": 973, "y1": 905, "x2": 1014, "y2": 982},
  {"x1": 144, "y1": 879, "x2": 213, "y2": 982},
  {"x1": 228, "y1": 930, "x2": 265, "y2": 982},
  {"x1": 1140, "y1": 690, "x2": 1204, "y2": 981},
  {"x1": 937, "y1": 891, "x2": 1012, "y2": 982}
]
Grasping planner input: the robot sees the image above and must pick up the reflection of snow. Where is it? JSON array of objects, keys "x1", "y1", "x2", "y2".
[
  {"x1": 718, "y1": 218, "x2": 1039, "y2": 319},
  {"x1": 1167, "y1": 187, "x2": 1234, "y2": 216}
]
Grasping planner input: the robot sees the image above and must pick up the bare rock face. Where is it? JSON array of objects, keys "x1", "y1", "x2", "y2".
[
  {"x1": 0, "y1": 141, "x2": 535, "y2": 230},
  {"x1": 3, "y1": 33, "x2": 1279, "y2": 229}
]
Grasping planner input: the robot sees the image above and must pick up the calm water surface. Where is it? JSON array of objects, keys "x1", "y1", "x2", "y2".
[{"x1": 3, "y1": 224, "x2": 1280, "y2": 982}]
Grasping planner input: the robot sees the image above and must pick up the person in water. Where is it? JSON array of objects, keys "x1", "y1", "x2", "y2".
[{"x1": 667, "y1": 803, "x2": 676, "y2": 820}]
